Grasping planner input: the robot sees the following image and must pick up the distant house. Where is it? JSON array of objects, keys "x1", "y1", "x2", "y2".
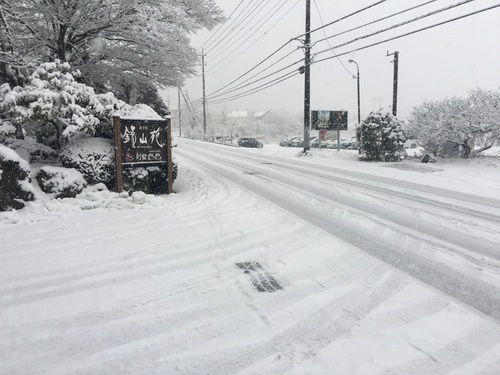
[
  {"x1": 227, "y1": 111, "x2": 248, "y2": 118},
  {"x1": 226, "y1": 111, "x2": 270, "y2": 138},
  {"x1": 227, "y1": 111, "x2": 269, "y2": 120}
]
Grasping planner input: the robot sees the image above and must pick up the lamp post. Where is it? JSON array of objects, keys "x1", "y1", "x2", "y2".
[{"x1": 348, "y1": 59, "x2": 360, "y2": 125}]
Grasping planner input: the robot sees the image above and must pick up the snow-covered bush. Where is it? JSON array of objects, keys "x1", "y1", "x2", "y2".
[
  {"x1": 60, "y1": 137, "x2": 115, "y2": 188},
  {"x1": 0, "y1": 119, "x2": 16, "y2": 139},
  {"x1": 0, "y1": 145, "x2": 35, "y2": 211},
  {"x1": 1, "y1": 136, "x2": 58, "y2": 163},
  {"x1": 0, "y1": 60, "x2": 132, "y2": 147},
  {"x1": 358, "y1": 112, "x2": 406, "y2": 161},
  {"x1": 36, "y1": 166, "x2": 87, "y2": 199},
  {"x1": 123, "y1": 165, "x2": 177, "y2": 195}
]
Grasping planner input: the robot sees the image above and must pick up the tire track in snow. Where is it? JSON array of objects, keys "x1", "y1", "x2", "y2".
[{"x1": 176, "y1": 146, "x2": 500, "y2": 321}]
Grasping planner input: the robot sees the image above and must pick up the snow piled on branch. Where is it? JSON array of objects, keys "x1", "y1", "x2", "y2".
[{"x1": 0, "y1": 60, "x2": 162, "y2": 138}]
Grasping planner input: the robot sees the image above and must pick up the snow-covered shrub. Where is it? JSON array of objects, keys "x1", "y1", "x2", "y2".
[
  {"x1": 123, "y1": 163, "x2": 177, "y2": 195},
  {"x1": 0, "y1": 119, "x2": 16, "y2": 139},
  {"x1": 0, "y1": 145, "x2": 35, "y2": 211},
  {"x1": 358, "y1": 112, "x2": 406, "y2": 161},
  {"x1": 1, "y1": 136, "x2": 58, "y2": 163},
  {"x1": 0, "y1": 60, "x2": 135, "y2": 147},
  {"x1": 36, "y1": 166, "x2": 87, "y2": 198},
  {"x1": 60, "y1": 137, "x2": 115, "y2": 187}
]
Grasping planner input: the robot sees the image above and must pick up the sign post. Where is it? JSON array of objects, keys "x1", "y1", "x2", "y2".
[
  {"x1": 113, "y1": 116, "x2": 173, "y2": 194},
  {"x1": 113, "y1": 116, "x2": 123, "y2": 193},
  {"x1": 166, "y1": 117, "x2": 173, "y2": 194}
]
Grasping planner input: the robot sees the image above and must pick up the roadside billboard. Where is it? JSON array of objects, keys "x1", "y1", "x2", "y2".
[{"x1": 311, "y1": 110, "x2": 348, "y2": 130}]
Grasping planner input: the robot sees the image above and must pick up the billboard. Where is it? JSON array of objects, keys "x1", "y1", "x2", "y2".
[
  {"x1": 119, "y1": 119, "x2": 167, "y2": 167},
  {"x1": 311, "y1": 110, "x2": 348, "y2": 130}
]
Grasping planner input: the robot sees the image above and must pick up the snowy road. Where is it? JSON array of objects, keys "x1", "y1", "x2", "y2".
[
  {"x1": 177, "y1": 139, "x2": 500, "y2": 320},
  {"x1": 1, "y1": 138, "x2": 500, "y2": 374}
]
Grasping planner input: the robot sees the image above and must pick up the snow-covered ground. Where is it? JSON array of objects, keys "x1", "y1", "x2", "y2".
[{"x1": 1, "y1": 141, "x2": 500, "y2": 374}]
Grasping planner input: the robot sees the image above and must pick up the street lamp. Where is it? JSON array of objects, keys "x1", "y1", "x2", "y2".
[{"x1": 348, "y1": 59, "x2": 360, "y2": 125}]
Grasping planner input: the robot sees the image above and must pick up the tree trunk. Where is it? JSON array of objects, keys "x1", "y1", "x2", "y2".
[
  {"x1": 49, "y1": 121, "x2": 61, "y2": 149},
  {"x1": 462, "y1": 144, "x2": 471, "y2": 158},
  {"x1": 474, "y1": 145, "x2": 492, "y2": 155}
]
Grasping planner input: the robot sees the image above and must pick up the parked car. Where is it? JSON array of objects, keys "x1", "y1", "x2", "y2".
[
  {"x1": 279, "y1": 136, "x2": 301, "y2": 147},
  {"x1": 310, "y1": 137, "x2": 328, "y2": 148},
  {"x1": 238, "y1": 137, "x2": 263, "y2": 148},
  {"x1": 290, "y1": 136, "x2": 316, "y2": 147},
  {"x1": 338, "y1": 137, "x2": 357, "y2": 149},
  {"x1": 289, "y1": 137, "x2": 303, "y2": 147},
  {"x1": 325, "y1": 140, "x2": 339, "y2": 149}
]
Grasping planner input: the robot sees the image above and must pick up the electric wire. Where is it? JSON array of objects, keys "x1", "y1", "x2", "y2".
[
  {"x1": 206, "y1": 3, "x2": 500, "y2": 105},
  {"x1": 204, "y1": 0, "x2": 440, "y2": 97},
  {"x1": 312, "y1": 5, "x2": 500, "y2": 69},
  {"x1": 312, "y1": 0, "x2": 354, "y2": 77},
  {"x1": 314, "y1": 0, "x2": 438, "y2": 46},
  {"x1": 208, "y1": 70, "x2": 301, "y2": 105},
  {"x1": 294, "y1": 0, "x2": 388, "y2": 40},
  {"x1": 198, "y1": 0, "x2": 245, "y2": 51},
  {"x1": 207, "y1": 0, "x2": 291, "y2": 69},
  {"x1": 203, "y1": 0, "x2": 256, "y2": 52},
  {"x1": 204, "y1": 54, "x2": 304, "y2": 101},
  {"x1": 313, "y1": 0, "x2": 475, "y2": 59},
  {"x1": 206, "y1": 0, "x2": 267, "y2": 55},
  {"x1": 203, "y1": 0, "x2": 385, "y2": 101},
  {"x1": 207, "y1": 0, "x2": 302, "y2": 76}
]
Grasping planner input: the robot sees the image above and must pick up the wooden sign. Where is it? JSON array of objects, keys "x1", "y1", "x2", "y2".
[{"x1": 113, "y1": 116, "x2": 173, "y2": 194}]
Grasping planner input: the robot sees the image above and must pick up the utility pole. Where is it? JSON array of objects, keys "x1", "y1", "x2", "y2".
[
  {"x1": 179, "y1": 87, "x2": 201, "y2": 130},
  {"x1": 387, "y1": 51, "x2": 399, "y2": 116},
  {"x1": 303, "y1": 0, "x2": 311, "y2": 152},
  {"x1": 201, "y1": 49, "x2": 207, "y2": 139},
  {"x1": 177, "y1": 87, "x2": 182, "y2": 137}
]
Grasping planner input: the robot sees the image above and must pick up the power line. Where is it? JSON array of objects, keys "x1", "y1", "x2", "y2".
[
  {"x1": 198, "y1": 0, "x2": 245, "y2": 51},
  {"x1": 204, "y1": 54, "x2": 304, "y2": 101},
  {"x1": 206, "y1": 0, "x2": 267, "y2": 55},
  {"x1": 312, "y1": 3, "x2": 500, "y2": 66},
  {"x1": 312, "y1": 0, "x2": 354, "y2": 77},
  {"x1": 207, "y1": 0, "x2": 290, "y2": 68},
  {"x1": 209, "y1": 70, "x2": 301, "y2": 105},
  {"x1": 203, "y1": 0, "x2": 384, "y2": 102},
  {"x1": 314, "y1": 0, "x2": 438, "y2": 46},
  {"x1": 203, "y1": 0, "x2": 256, "y2": 52},
  {"x1": 313, "y1": 0, "x2": 475, "y2": 59},
  {"x1": 204, "y1": 3, "x2": 500, "y2": 106},
  {"x1": 207, "y1": 0, "x2": 302, "y2": 76},
  {"x1": 294, "y1": 0, "x2": 388, "y2": 40}
]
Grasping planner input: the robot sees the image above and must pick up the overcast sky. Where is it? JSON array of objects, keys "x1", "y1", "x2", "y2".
[{"x1": 162, "y1": 0, "x2": 500, "y2": 121}]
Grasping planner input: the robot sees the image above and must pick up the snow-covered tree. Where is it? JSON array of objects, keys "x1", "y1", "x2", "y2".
[
  {"x1": 0, "y1": 60, "x2": 160, "y2": 148},
  {"x1": 358, "y1": 111, "x2": 406, "y2": 161},
  {"x1": 0, "y1": 0, "x2": 223, "y2": 97},
  {"x1": 1, "y1": 60, "x2": 112, "y2": 147},
  {"x1": 408, "y1": 89, "x2": 500, "y2": 157}
]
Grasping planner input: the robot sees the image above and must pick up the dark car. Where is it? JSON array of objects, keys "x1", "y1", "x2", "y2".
[{"x1": 238, "y1": 137, "x2": 263, "y2": 148}]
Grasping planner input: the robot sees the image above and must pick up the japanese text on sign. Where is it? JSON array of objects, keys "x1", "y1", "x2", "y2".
[{"x1": 120, "y1": 119, "x2": 167, "y2": 166}]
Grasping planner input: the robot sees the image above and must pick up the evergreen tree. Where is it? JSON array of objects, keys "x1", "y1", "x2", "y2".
[{"x1": 358, "y1": 111, "x2": 406, "y2": 161}]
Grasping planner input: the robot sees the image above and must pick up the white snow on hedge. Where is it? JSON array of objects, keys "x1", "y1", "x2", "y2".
[
  {"x1": 38, "y1": 166, "x2": 87, "y2": 196},
  {"x1": 0, "y1": 120, "x2": 16, "y2": 136},
  {"x1": 0, "y1": 144, "x2": 30, "y2": 173}
]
